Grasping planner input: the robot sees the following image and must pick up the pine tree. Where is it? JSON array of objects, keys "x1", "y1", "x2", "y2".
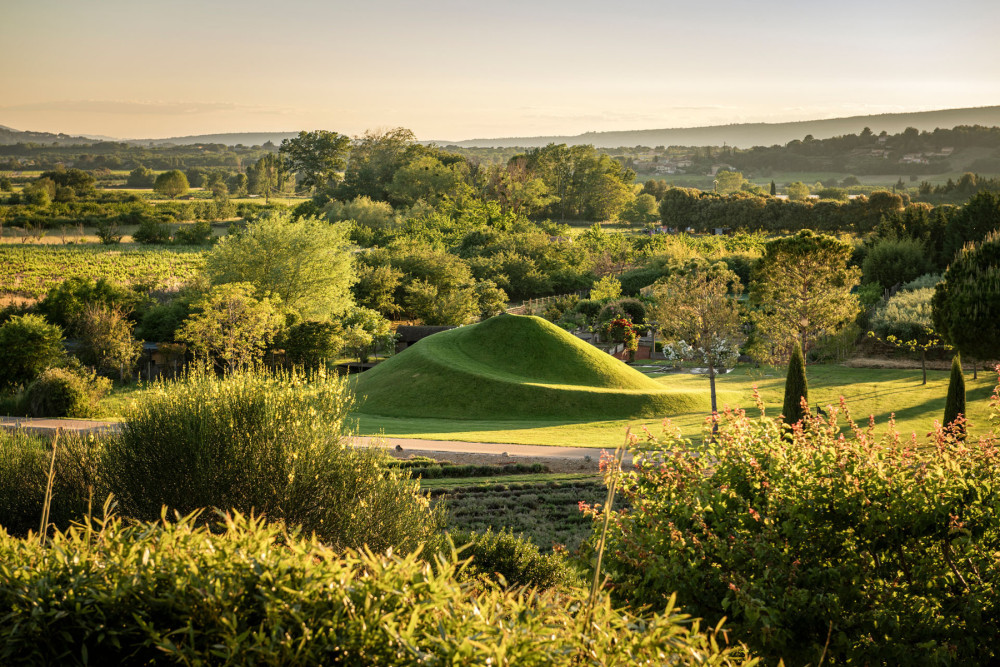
[
  {"x1": 769, "y1": 180, "x2": 776, "y2": 196},
  {"x1": 782, "y1": 340, "x2": 808, "y2": 424},
  {"x1": 943, "y1": 353, "x2": 966, "y2": 438}
]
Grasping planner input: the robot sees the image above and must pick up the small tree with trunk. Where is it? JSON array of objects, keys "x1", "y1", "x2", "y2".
[
  {"x1": 782, "y1": 341, "x2": 809, "y2": 425},
  {"x1": 650, "y1": 260, "x2": 743, "y2": 417}
]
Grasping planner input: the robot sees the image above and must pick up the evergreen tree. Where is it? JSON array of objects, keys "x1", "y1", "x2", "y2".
[
  {"x1": 781, "y1": 340, "x2": 808, "y2": 424},
  {"x1": 943, "y1": 353, "x2": 966, "y2": 437},
  {"x1": 769, "y1": 180, "x2": 776, "y2": 196}
]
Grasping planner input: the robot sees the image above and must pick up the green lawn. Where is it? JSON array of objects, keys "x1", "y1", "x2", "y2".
[
  {"x1": 353, "y1": 364, "x2": 997, "y2": 448},
  {"x1": 420, "y1": 472, "x2": 598, "y2": 489}
]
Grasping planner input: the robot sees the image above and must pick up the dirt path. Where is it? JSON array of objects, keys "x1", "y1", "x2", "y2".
[{"x1": 0, "y1": 418, "x2": 624, "y2": 470}]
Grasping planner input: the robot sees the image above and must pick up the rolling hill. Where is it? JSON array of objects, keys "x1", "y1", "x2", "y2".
[
  {"x1": 440, "y1": 106, "x2": 1000, "y2": 149},
  {"x1": 353, "y1": 314, "x2": 718, "y2": 420}
]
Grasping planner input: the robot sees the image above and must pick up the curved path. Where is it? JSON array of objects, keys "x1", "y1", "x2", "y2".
[{"x1": 0, "y1": 417, "x2": 621, "y2": 461}]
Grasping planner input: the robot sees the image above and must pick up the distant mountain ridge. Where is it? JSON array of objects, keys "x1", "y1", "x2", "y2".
[
  {"x1": 3, "y1": 106, "x2": 1000, "y2": 149},
  {"x1": 437, "y1": 106, "x2": 1000, "y2": 149}
]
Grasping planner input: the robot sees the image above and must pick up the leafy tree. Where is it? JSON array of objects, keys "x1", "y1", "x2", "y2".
[
  {"x1": 861, "y1": 237, "x2": 933, "y2": 289},
  {"x1": 153, "y1": 170, "x2": 189, "y2": 199},
  {"x1": 932, "y1": 229, "x2": 1000, "y2": 361},
  {"x1": 785, "y1": 181, "x2": 809, "y2": 201},
  {"x1": 714, "y1": 170, "x2": 745, "y2": 195},
  {"x1": 341, "y1": 307, "x2": 394, "y2": 363},
  {"x1": 403, "y1": 278, "x2": 479, "y2": 325},
  {"x1": 279, "y1": 130, "x2": 351, "y2": 192},
  {"x1": 590, "y1": 275, "x2": 622, "y2": 301},
  {"x1": 387, "y1": 156, "x2": 467, "y2": 207},
  {"x1": 246, "y1": 153, "x2": 285, "y2": 203},
  {"x1": 944, "y1": 354, "x2": 966, "y2": 437},
  {"x1": 177, "y1": 283, "x2": 283, "y2": 371},
  {"x1": 353, "y1": 262, "x2": 404, "y2": 317},
  {"x1": 942, "y1": 190, "x2": 1000, "y2": 262},
  {"x1": 0, "y1": 314, "x2": 64, "y2": 389},
  {"x1": 205, "y1": 212, "x2": 355, "y2": 320},
  {"x1": 621, "y1": 193, "x2": 659, "y2": 226},
  {"x1": 37, "y1": 277, "x2": 145, "y2": 337},
  {"x1": 474, "y1": 279, "x2": 509, "y2": 319},
  {"x1": 781, "y1": 340, "x2": 808, "y2": 424},
  {"x1": 126, "y1": 166, "x2": 156, "y2": 188},
  {"x1": 76, "y1": 304, "x2": 142, "y2": 380},
  {"x1": 749, "y1": 230, "x2": 861, "y2": 363},
  {"x1": 282, "y1": 320, "x2": 343, "y2": 368},
  {"x1": 340, "y1": 127, "x2": 417, "y2": 201},
  {"x1": 651, "y1": 261, "x2": 743, "y2": 416}
]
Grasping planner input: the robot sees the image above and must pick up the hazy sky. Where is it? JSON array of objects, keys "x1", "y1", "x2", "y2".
[{"x1": 2, "y1": 0, "x2": 998, "y2": 140}]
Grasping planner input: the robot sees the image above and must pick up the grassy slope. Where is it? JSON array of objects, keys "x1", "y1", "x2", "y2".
[
  {"x1": 353, "y1": 314, "x2": 722, "y2": 420},
  {"x1": 353, "y1": 364, "x2": 998, "y2": 448}
]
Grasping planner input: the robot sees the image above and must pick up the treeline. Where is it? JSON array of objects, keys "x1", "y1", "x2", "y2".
[{"x1": 0, "y1": 140, "x2": 274, "y2": 172}]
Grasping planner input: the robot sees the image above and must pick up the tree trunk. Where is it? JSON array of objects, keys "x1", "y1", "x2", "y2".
[{"x1": 709, "y1": 361, "x2": 718, "y2": 427}]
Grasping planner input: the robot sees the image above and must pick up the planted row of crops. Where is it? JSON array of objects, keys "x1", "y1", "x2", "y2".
[
  {"x1": 431, "y1": 478, "x2": 605, "y2": 553},
  {"x1": 0, "y1": 244, "x2": 205, "y2": 298}
]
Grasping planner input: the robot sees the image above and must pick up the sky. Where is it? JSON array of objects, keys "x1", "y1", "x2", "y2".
[{"x1": 2, "y1": 0, "x2": 999, "y2": 141}]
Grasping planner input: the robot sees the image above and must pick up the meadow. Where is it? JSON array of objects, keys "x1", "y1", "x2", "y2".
[{"x1": 353, "y1": 363, "x2": 998, "y2": 447}]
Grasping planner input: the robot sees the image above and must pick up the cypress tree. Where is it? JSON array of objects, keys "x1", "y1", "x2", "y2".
[
  {"x1": 943, "y1": 353, "x2": 966, "y2": 437},
  {"x1": 769, "y1": 180, "x2": 776, "y2": 196},
  {"x1": 782, "y1": 341, "x2": 808, "y2": 424}
]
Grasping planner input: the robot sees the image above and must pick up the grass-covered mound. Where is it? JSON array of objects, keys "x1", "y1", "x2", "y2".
[
  {"x1": 0, "y1": 512, "x2": 753, "y2": 665},
  {"x1": 355, "y1": 314, "x2": 706, "y2": 420}
]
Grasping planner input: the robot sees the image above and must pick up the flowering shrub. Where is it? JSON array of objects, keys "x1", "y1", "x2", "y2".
[
  {"x1": 662, "y1": 336, "x2": 740, "y2": 370},
  {"x1": 603, "y1": 317, "x2": 639, "y2": 353},
  {"x1": 593, "y1": 380, "x2": 1000, "y2": 665}
]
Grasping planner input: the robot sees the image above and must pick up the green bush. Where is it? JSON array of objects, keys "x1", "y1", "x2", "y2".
[
  {"x1": 861, "y1": 237, "x2": 933, "y2": 289},
  {"x1": 614, "y1": 298, "x2": 647, "y2": 325},
  {"x1": 37, "y1": 277, "x2": 146, "y2": 337},
  {"x1": 131, "y1": 218, "x2": 172, "y2": 244},
  {"x1": 456, "y1": 528, "x2": 578, "y2": 589},
  {"x1": 869, "y1": 286, "x2": 935, "y2": 341},
  {"x1": 0, "y1": 429, "x2": 100, "y2": 536},
  {"x1": 101, "y1": 367, "x2": 440, "y2": 552},
  {"x1": 0, "y1": 314, "x2": 64, "y2": 389},
  {"x1": 283, "y1": 319, "x2": 343, "y2": 368},
  {"x1": 598, "y1": 387, "x2": 1000, "y2": 665},
  {"x1": 23, "y1": 367, "x2": 111, "y2": 418},
  {"x1": 571, "y1": 298, "x2": 602, "y2": 322},
  {"x1": 901, "y1": 272, "x2": 942, "y2": 291},
  {"x1": 0, "y1": 513, "x2": 753, "y2": 665},
  {"x1": 173, "y1": 220, "x2": 212, "y2": 245}
]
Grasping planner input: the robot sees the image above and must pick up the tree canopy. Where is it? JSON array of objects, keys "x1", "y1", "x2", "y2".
[{"x1": 204, "y1": 211, "x2": 355, "y2": 320}]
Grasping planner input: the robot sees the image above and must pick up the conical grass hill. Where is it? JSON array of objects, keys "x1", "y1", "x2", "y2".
[{"x1": 353, "y1": 314, "x2": 707, "y2": 420}]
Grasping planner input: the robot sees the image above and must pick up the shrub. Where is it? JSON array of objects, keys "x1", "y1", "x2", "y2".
[
  {"x1": 136, "y1": 300, "x2": 192, "y2": 342},
  {"x1": 37, "y1": 277, "x2": 145, "y2": 337},
  {"x1": 173, "y1": 220, "x2": 212, "y2": 245},
  {"x1": 614, "y1": 297, "x2": 646, "y2": 325},
  {"x1": 455, "y1": 528, "x2": 578, "y2": 589},
  {"x1": 861, "y1": 237, "x2": 933, "y2": 289},
  {"x1": 23, "y1": 367, "x2": 110, "y2": 418},
  {"x1": 597, "y1": 388, "x2": 1000, "y2": 665},
  {"x1": 131, "y1": 218, "x2": 172, "y2": 244},
  {"x1": 0, "y1": 314, "x2": 64, "y2": 389},
  {"x1": 101, "y1": 367, "x2": 440, "y2": 552},
  {"x1": 869, "y1": 286, "x2": 935, "y2": 341},
  {"x1": 901, "y1": 272, "x2": 942, "y2": 291},
  {"x1": 0, "y1": 429, "x2": 100, "y2": 536},
  {"x1": 0, "y1": 513, "x2": 753, "y2": 665},
  {"x1": 75, "y1": 304, "x2": 142, "y2": 380},
  {"x1": 571, "y1": 298, "x2": 602, "y2": 322},
  {"x1": 282, "y1": 319, "x2": 343, "y2": 368}
]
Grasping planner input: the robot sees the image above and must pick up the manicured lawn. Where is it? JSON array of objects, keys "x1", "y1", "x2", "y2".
[{"x1": 353, "y1": 364, "x2": 997, "y2": 447}]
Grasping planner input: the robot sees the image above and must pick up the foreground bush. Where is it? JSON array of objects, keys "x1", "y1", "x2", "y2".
[
  {"x1": 23, "y1": 367, "x2": 111, "y2": 418},
  {"x1": 0, "y1": 513, "x2": 754, "y2": 666},
  {"x1": 102, "y1": 366, "x2": 439, "y2": 552},
  {"x1": 596, "y1": 391, "x2": 1000, "y2": 665},
  {"x1": 455, "y1": 527, "x2": 579, "y2": 589},
  {"x1": 0, "y1": 429, "x2": 99, "y2": 536}
]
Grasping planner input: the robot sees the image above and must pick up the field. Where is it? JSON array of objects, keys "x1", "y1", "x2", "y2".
[
  {"x1": 354, "y1": 362, "x2": 998, "y2": 448},
  {"x1": 0, "y1": 243, "x2": 205, "y2": 299}
]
